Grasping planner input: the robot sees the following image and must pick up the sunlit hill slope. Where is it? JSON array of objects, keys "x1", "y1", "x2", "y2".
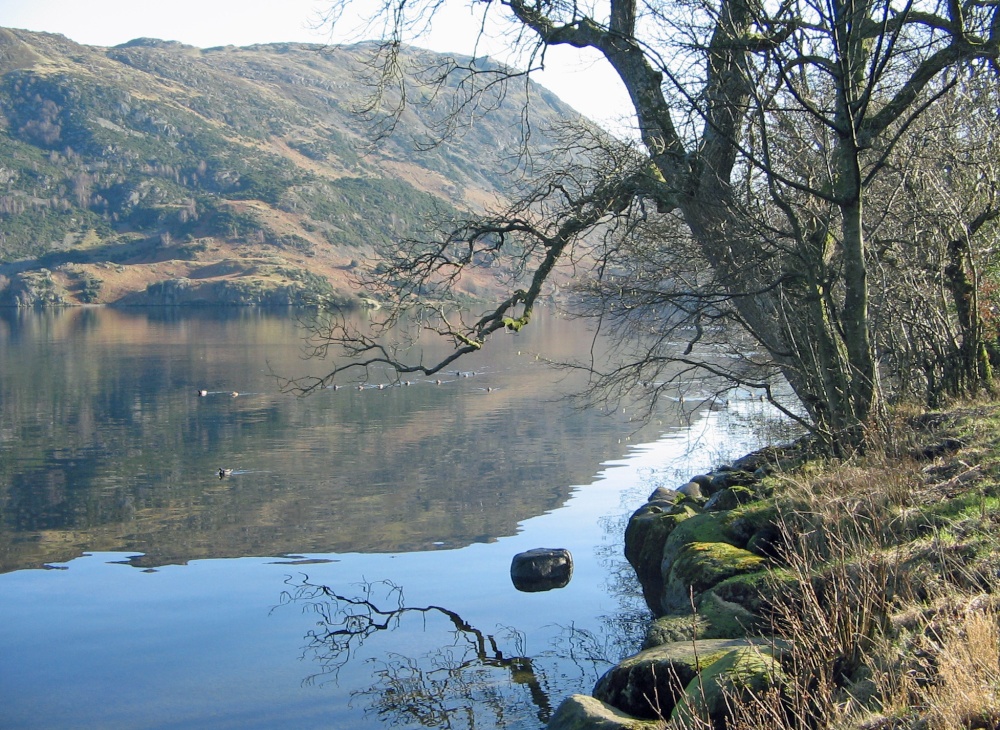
[{"x1": 0, "y1": 27, "x2": 580, "y2": 306}]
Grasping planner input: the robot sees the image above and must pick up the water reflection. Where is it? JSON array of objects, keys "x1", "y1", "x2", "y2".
[
  {"x1": 0, "y1": 307, "x2": 673, "y2": 573},
  {"x1": 0, "y1": 306, "x2": 797, "y2": 729},
  {"x1": 280, "y1": 576, "x2": 555, "y2": 728}
]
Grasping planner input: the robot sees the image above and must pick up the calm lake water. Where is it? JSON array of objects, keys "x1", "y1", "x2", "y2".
[{"x1": 0, "y1": 307, "x2": 784, "y2": 729}]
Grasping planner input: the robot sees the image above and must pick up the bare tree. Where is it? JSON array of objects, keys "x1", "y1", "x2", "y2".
[
  {"x1": 867, "y1": 66, "x2": 1000, "y2": 404},
  {"x1": 304, "y1": 0, "x2": 1000, "y2": 451}
]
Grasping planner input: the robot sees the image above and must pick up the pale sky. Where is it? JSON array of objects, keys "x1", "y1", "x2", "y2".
[{"x1": 0, "y1": 0, "x2": 634, "y2": 133}]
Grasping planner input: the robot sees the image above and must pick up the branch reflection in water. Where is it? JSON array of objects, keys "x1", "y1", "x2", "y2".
[{"x1": 278, "y1": 576, "x2": 554, "y2": 728}]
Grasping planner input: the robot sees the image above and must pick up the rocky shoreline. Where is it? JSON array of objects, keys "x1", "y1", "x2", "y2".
[
  {"x1": 546, "y1": 409, "x2": 997, "y2": 729},
  {"x1": 546, "y1": 443, "x2": 805, "y2": 729}
]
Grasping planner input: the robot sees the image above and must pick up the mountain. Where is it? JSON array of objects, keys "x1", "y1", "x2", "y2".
[{"x1": 0, "y1": 27, "x2": 581, "y2": 307}]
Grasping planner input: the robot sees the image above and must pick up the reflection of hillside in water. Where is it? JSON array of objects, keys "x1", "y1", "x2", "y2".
[{"x1": 0, "y1": 307, "x2": 664, "y2": 572}]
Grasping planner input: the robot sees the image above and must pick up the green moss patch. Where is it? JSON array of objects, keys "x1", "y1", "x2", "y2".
[{"x1": 663, "y1": 542, "x2": 767, "y2": 611}]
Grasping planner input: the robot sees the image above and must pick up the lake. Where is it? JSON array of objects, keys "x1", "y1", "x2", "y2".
[{"x1": 0, "y1": 306, "x2": 784, "y2": 729}]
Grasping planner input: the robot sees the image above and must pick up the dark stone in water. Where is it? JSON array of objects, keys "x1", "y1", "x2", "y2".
[{"x1": 510, "y1": 548, "x2": 573, "y2": 592}]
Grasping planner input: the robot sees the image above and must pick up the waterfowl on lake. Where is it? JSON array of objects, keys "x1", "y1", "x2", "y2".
[
  {"x1": 218, "y1": 468, "x2": 233, "y2": 478},
  {"x1": 197, "y1": 389, "x2": 208, "y2": 397},
  {"x1": 231, "y1": 391, "x2": 239, "y2": 397}
]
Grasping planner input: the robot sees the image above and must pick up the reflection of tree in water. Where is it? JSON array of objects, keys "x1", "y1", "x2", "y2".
[
  {"x1": 278, "y1": 577, "x2": 554, "y2": 729},
  {"x1": 276, "y1": 502, "x2": 653, "y2": 728}
]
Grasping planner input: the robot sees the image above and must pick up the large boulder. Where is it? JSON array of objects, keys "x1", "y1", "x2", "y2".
[
  {"x1": 546, "y1": 694, "x2": 660, "y2": 730},
  {"x1": 656, "y1": 512, "x2": 740, "y2": 613},
  {"x1": 662, "y1": 542, "x2": 765, "y2": 612},
  {"x1": 671, "y1": 645, "x2": 787, "y2": 728},
  {"x1": 592, "y1": 638, "x2": 778, "y2": 720},
  {"x1": 624, "y1": 503, "x2": 697, "y2": 612},
  {"x1": 510, "y1": 548, "x2": 573, "y2": 592}
]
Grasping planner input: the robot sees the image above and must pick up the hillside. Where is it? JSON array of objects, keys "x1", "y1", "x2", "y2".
[{"x1": 0, "y1": 27, "x2": 580, "y2": 307}]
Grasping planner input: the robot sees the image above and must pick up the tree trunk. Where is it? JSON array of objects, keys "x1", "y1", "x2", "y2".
[{"x1": 945, "y1": 235, "x2": 993, "y2": 396}]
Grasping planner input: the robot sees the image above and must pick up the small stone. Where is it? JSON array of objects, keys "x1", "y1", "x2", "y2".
[{"x1": 678, "y1": 481, "x2": 703, "y2": 499}]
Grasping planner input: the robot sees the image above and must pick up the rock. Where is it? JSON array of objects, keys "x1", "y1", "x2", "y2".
[
  {"x1": 659, "y1": 513, "x2": 733, "y2": 589},
  {"x1": 662, "y1": 542, "x2": 766, "y2": 612},
  {"x1": 704, "y1": 485, "x2": 756, "y2": 512},
  {"x1": 625, "y1": 503, "x2": 697, "y2": 613},
  {"x1": 706, "y1": 569, "x2": 796, "y2": 625},
  {"x1": 723, "y1": 515, "x2": 756, "y2": 548},
  {"x1": 546, "y1": 694, "x2": 660, "y2": 730},
  {"x1": 678, "y1": 481, "x2": 704, "y2": 499},
  {"x1": 746, "y1": 524, "x2": 783, "y2": 558},
  {"x1": 593, "y1": 638, "x2": 780, "y2": 720},
  {"x1": 510, "y1": 548, "x2": 573, "y2": 592},
  {"x1": 696, "y1": 590, "x2": 762, "y2": 639},
  {"x1": 647, "y1": 486, "x2": 681, "y2": 505},
  {"x1": 642, "y1": 613, "x2": 710, "y2": 648},
  {"x1": 708, "y1": 469, "x2": 756, "y2": 493},
  {"x1": 671, "y1": 645, "x2": 787, "y2": 728},
  {"x1": 732, "y1": 446, "x2": 784, "y2": 472},
  {"x1": 690, "y1": 474, "x2": 715, "y2": 492}
]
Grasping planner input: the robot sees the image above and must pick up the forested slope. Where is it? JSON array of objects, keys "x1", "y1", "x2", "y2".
[{"x1": 0, "y1": 28, "x2": 577, "y2": 306}]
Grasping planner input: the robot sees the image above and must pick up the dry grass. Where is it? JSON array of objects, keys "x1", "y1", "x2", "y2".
[
  {"x1": 718, "y1": 409, "x2": 1000, "y2": 730},
  {"x1": 624, "y1": 406, "x2": 1000, "y2": 730},
  {"x1": 920, "y1": 609, "x2": 1000, "y2": 729}
]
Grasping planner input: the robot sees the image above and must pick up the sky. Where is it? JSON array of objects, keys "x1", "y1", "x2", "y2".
[{"x1": 0, "y1": 0, "x2": 634, "y2": 133}]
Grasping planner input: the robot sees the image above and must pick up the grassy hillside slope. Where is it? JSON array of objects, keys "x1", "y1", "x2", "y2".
[{"x1": 0, "y1": 28, "x2": 579, "y2": 306}]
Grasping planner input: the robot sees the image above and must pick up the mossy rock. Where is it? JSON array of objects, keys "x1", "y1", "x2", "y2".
[
  {"x1": 708, "y1": 469, "x2": 757, "y2": 492},
  {"x1": 670, "y1": 645, "x2": 787, "y2": 728},
  {"x1": 706, "y1": 567, "x2": 798, "y2": 622},
  {"x1": 663, "y1": 542, "x2": 766, "y2": 612},
  {"x1": 545, "y1": 694, "x2": 661, "y2": 729},
  {"x1": 642, "y1": 613, "x2": 711, "y2": 648},
  {"x1": 625, "y1": 503, "x2": 698, "y2": 612},
  {"x1": 705, "y1": 485, "x2": 757, "y2": 512},
  {"x1": 661, "y1": 513, "x2": 733, "y2": 573},
  {"x1": 719, "y1": 501, "x2": 781, "y2": 549},
  {"x1": 593, "y1": 638, "x2": 780, "y2": 720},
  {"x1": 696, "y1": 589, "x2": 764, "y2": 639}
]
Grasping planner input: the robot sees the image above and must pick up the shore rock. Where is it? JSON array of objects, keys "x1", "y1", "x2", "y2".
[
  {"x1": 624, "y1": 503, "x2": 697, "y2": 610},
  {"x1": 546, "y1": 694, "x2": 661, "y2": 730},
  {"x1": 662, "y1": 542, "x2": 765, "y2": 612},
  {"x1": 671, "y1": 644, "x2": 786, "y2": 728},
  {"x1": 592, "y1": 638, "x2": 782, "y2": 720}
]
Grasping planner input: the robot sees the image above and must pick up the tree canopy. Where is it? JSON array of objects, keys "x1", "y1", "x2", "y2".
[{"x1": 306, "y1": 0, "x2": 1000, "y2": 452}]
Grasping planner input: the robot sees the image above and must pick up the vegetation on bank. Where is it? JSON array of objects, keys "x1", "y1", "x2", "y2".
[{"x1": 617, "y1": 402, "x2": 1000, "y2": 730}]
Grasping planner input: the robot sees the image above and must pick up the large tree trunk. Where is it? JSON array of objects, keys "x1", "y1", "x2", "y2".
[{"x1": 840, "y1": 198, "x2": 878, "y2": 437}]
